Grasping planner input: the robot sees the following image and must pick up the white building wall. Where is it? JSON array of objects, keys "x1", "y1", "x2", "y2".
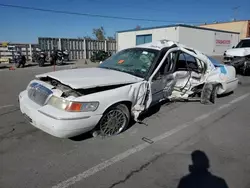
[
  {"x1": 117, "y1": 27, "x2": 179, "y2": 51},
  {"x1": 178, "y1": 26, "x2": 239, "y2": 56},
  {"x1": 117, "y1": 25, "x2": 240, "y2": 56}
]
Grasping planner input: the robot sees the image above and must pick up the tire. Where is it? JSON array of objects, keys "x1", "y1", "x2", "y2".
[
  {"x1": 90, "y1": 56, "x2": 96, "y2": 63},
  {"x1": 242, "y1": 62, "x2": 249, "y2": 76},
  {"x1": 15, "y1": 60, "x2": 21, "y2": 68},
  {"x1": 50, "y1": 57, "x2": 55, "y2": 65},
  {"x1": 56, "y1": 59, "x2": 63, "y2": 65},
  {"x1": 210, "y1": 84, "x2": 219, "y2": 104},
  {"x1": 15, "y1": 63, "x2": 21, "y2": 68},
  {"x1": 21, "y1": 61, "x2": 26, "y2": 68},
  {"x1": 38, "y1": 59, "x2": 45, "y2": 67},
  {"x1": 99, "y1": 104, "x2": 130, "y2": 136}
]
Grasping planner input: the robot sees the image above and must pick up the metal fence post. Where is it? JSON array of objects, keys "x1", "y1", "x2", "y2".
[
  {"x1": 104, "y1": 40, "x2": 107, "y2": 52},
  {"x1": 83, "y1": 39, "x2": 87, "y2": 59},
  {"x1": 59, "y1": 38, "x2": 62, "y2": 50},
  {"x1": 25, "y1": 45, "x2": 29, "y2": 60},
  {"x1": 29, "y1": 44, "x2": 32, "y2": 61}
]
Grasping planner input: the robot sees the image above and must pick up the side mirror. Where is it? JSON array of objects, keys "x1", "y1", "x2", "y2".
[
  {"x1": 232, "y1": 46, "x2": 235, "y2": 48},
  {"x1": 99, "y1": 61, "x2": 103, "y2": 64}
]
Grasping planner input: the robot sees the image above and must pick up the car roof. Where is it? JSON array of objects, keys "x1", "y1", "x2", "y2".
[
  {"x1": 134, "y1": 40, "x2": 203, "y2": 54},
  {"x1": 134, "y1": 40, "x2": 178, "y2": 50},
  {"x1": 132, "y1": 39, "x2": 210, "y2": 61}
]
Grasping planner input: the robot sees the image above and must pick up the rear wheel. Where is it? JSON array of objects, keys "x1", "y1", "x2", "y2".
[
  {"x1": 210, "y1": 84, "x2": 219, "y2": 104},
  {"x1": 15, "y1": 59, "x2": 22, "y2": 68},
  {"x1": 56, "y1": 58, "x2": 64, "y2": 65},
  {"x1": 50, "y1": 57, "x2": 55, "y2": 65},
  {"x1": 15, "y1": 62, "x2": 21, "y2": 68},
  {"x1": 99, "y1": 104, "x2": 130, "y2": 136}
]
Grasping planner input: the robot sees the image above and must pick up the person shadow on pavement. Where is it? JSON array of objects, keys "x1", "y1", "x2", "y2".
[{"x1": 177, "y1": 150, "x2": 229, "y2": 188}]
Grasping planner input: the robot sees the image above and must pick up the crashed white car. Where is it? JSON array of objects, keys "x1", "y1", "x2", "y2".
[
  {"x1": 19, "y1": 40, "x2": 238, "y2": 138},
  {"x1": 224, "y1": 38, "x2": 250, "y2": 75}
]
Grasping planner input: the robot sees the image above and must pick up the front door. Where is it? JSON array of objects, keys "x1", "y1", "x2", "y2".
[{"x1": 147, "y1": 49, "x2": 178, "y2": 107}]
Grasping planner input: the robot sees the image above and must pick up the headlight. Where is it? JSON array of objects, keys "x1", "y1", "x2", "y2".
[
  {"x1": 27, "y1": 82, "x2": 39, "y2": 90},
  {"x1": 47, "y1": 96, "x2": 99, "y2": 112}
]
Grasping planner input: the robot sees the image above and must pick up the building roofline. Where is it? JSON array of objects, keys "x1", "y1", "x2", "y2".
[
  {"x1": 117, "y1": 24, "x2": 240, "y2": 34},
  {"x1": 200, "y1": 19, "x2": 250, "y2": 26}
]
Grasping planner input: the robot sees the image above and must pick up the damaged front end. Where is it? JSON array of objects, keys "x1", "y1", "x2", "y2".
[
  {"x1": 38, "y1": 76, "x2": 132, "y2": 98},
  {"x1": 225, "y1": 56, "x2": 250, "y2": 75}
]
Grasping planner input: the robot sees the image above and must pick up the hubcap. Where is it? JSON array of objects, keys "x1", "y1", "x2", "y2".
[{"x1": 100, "y1": 109, "x2": 126, "y2": 136}]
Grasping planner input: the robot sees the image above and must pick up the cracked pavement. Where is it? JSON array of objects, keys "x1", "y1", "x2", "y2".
[{"x1": 1, "y1": 63, "x2": 250, "y2": 188}]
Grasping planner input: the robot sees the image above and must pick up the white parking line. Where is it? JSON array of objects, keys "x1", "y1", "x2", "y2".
[
  {"x1": 52, "y1": 93, "x2": 250, "y2": 188},
  {"x1": 0, "y1": 104, "x2": 14, "y2": 109}
]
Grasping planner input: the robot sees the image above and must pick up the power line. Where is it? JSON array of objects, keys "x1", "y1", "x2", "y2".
[{"x1": 0, "y1": 3, "x2": 204, "y2": 23}]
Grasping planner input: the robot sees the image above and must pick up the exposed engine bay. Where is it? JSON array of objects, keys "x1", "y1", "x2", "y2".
[
  {"x1": 39, "y1": 76, "x2": 132, "y2": 98},
  {"x1": 224, "y1": 38, "x2": 250, "y2": 75},
  {"x1": 225, "y1": 56, "x2": 250, "y2": 75}
]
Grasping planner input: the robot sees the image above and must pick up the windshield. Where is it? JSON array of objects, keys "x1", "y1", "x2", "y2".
[
  {"x1": 98, "y1": 48, "x2": 159, "y2": 78},
  {"x1": 235, "y1": 40, "x2": 250, "y2": 48}
]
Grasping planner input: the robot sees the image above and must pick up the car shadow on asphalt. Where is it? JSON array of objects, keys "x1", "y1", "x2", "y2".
[
  {"x1": 24, "y1": 63, "x2": 38, "y2": 68},
  {"x1": 69, "y1": 132, "x2": 93, "y2": 142},
  {"x1": 217, "y1": 91, "x2": 234, "y2": 98},
  {"x1": 177, "y1": 150, "x2": 229, "y2": 188}
]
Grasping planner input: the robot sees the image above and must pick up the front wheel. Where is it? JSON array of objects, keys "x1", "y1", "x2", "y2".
[
  {"x1": 99, "y1": 104, "x2": 130, "y2": 136},
  {"x1": 38, "y1": 59, "x2": 45, "y2": 67}
]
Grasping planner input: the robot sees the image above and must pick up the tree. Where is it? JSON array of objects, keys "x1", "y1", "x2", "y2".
[
  {"x1": 135, "y1": 25, "x2": 141, "y2": 30},
  {"x1": 107, "y1": 36, "x2": 115, "y2": 41},
  {"x1": 84, "y1": 36, "x2": 93, "y2": 40},
  {"x1": 93, "y1": 27, "x2": 106, "y2": 40}
]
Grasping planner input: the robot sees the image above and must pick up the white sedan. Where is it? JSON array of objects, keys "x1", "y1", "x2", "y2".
[{"x1": 19, "y1": 40, "x2": 238, "y2": 138}]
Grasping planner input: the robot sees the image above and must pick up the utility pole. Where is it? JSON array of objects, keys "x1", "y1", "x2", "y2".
[{"x1": 232, "y1": 6, "x2": 240, "y2": 21}]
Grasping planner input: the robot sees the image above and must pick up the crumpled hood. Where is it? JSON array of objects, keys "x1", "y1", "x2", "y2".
[
  {"x1": 225, "y1": 48, "x2": 250, "y2": 57},
  {"x1": 36, "y1": 67, "x2": 143, "y2": 89}
]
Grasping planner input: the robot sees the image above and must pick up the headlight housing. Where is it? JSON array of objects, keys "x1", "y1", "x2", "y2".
[
  {"x1": 27, "y1": 82, "x2": 38, "y2": 90},
  {"x1": 47, "y1": 96, "x2": 99, "y2": 112}
]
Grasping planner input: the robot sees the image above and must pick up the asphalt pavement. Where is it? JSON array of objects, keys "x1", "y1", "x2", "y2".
[{"x1": 0, "y1": 61, "x2": 250, "y2": 188}]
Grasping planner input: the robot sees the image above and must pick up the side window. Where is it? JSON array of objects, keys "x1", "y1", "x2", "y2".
[{"x1": 176, "y1": 52, "x2": 198, "y2": 71}]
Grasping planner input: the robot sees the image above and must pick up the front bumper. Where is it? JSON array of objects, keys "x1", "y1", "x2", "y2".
[
  {"x1": 19, "y1": 90, "x2": 102, "y2": 138},
  {"x1": 223, "y1": 55, "x2": 234, "y2": 64}
]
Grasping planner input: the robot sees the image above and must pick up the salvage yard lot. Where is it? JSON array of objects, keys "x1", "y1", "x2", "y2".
[{"x1": 1, "y1": 60, "x2": 250, "y2": 188}]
